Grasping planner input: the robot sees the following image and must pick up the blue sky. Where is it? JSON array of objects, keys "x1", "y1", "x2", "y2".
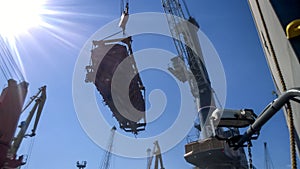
[{"x1": 1, "y1": 0, "x2": 298, "y2": 168}]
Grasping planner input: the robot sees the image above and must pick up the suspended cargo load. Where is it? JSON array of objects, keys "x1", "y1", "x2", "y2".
[
  {"x1": 86, "y1": 37, "x2": 146, "y2": 134},
  {"x1": 0, "y1": 79, "x2": 28, "y2": 168}
]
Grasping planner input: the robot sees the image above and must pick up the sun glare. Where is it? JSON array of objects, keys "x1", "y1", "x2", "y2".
[{"x1": 0, "y1": 0, "x2": 45, "y2": 38}]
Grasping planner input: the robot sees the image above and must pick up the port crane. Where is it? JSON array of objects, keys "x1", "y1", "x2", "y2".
[
  {"x1": 86, "y1": 1, "x2": 300, "y2": 168},
  {"x1": 264, "y1": 142, "x2": 274, "y2": 169},
  {"x1": 161, "y1": 1, "x2": 300, "y2": 168},
  {"x1": 0, "y1": 35, "x2": 47, "y2": 168},
  {"x1": 161, "y1": 0, "x2": 250, "y2": 168},
  {"x1": 99, "y1": 126, "x2": 117, "y2": 169}
]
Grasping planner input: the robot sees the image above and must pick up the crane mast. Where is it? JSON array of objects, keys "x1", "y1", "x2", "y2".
[
  {"x1": 162, "y1": 0, "x2": 249, "y2": 168},
  {"x1": 162, "y1": 0, "x2": 215, "y2": 138},
  {"x1": 264, "y1": 142, "x2": 274, "y2": 169}
]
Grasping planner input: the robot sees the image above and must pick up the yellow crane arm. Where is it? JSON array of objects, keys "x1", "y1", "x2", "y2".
[{"x1": 9, "y1": 86, "x2": 46, "y2": 156}]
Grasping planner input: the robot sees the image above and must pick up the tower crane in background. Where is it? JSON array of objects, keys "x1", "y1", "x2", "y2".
[
  {"x1": 146, "y1": 141, "x2": 165, "y2": 169},
  {"x1": 99, "y1": 126, "x2": 117, "y2": 169},
  {"x1": 264, "y1": 142, "x2": 274, "y2": 169}
]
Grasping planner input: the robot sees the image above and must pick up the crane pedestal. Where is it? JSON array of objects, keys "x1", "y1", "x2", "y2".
[{"x1": 184, "y1": 138, "x2": 248, "y2": 169}]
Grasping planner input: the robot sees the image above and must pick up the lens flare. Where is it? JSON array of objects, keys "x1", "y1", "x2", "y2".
[{"x1": 0, "y1": 0, "x2": 46, "y2": 38}]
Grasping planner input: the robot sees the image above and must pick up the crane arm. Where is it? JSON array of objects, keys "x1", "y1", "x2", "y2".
[
  {"x1": 162, "y1": 0, "x2": 215, "y2": 139},
  {"x1": 29, "y1": 86, "x2": 46, "y2": 137},
  {"x1": 9, "y1": 86, "x2": 47, "y2": 156}
]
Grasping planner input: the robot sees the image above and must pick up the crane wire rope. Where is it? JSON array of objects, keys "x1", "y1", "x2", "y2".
[
  {"x1": 0, "y1": 44, "x2": 13, "y2": 79},
  {"x1": 212, "y1": 87, "x2": 224, "y2": 109},
  {"x1": 3, "y1": 41, "x2": 24, "y2": 80},
  {"x1": 255, "y1": 1, "x2": 297, "y2": 168},
  {"x1": 87, "y1": 30, "x2": 123, "y2": 79},
  {"x1": 1, "y1": 40, "x2": 17, "y2": 79},
  {"x1": 120, "y1": 0, "x2": 124, "y2": 16},
  {"x1": 181, "y1": 0, "x2": 191, "y2": 18},
  {"x1": 0, "y1": 59, "x2": 9, "y2": 80},
  {"x1": 120, "y1": 0, "x2": 129, "y2": 15},
  {"x1": 24, "y1": 137, "x2": 36, "y2": 169},
  {"x1": 102, "y1": 30, "x2": 123, "y2": 41},
  {"x1": 0, "y1": 36, "x2": 25, "y2": 81}
]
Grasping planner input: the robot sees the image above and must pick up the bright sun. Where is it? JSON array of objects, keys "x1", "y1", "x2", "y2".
[{"x1": 0, "y1": 0, "x2": 45, "y2": 38}]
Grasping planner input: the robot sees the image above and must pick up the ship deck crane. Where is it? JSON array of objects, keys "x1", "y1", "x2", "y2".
[
  {"x1": 0, "y1": 35, "x2": 47, "y2": 169},
  {"x1": 2, "y1": 85, "x2": 46, "y2": 169},
  {"x1": 8, "y1": 85, "x2": 46, "y2": 158}
]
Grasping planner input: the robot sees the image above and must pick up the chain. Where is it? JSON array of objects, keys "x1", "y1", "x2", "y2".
[{"x1": 247, "y1": 141, "x2": 253, "y2": 169}]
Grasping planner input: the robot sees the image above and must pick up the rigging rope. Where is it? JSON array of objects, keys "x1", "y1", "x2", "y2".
[
  {"x1": 181, "y1": 0, "x2": 191, "y2": 18},
  {"x1": 0, "y1": 36, "x2": 25, "y2": 81},
  {"x1": 120, "y1": 0, "x2": 124, "y2": 16},
  {"x1": 24, "y1": 137, "x2": 36, "y2": 169},
  {"x1": 212, "y1": 88, "x2": 223, "y2": 109},
  {"x1": 102, "y1": 30, "x2": 123, "y2": 41},
  {"x1": 120, "y1": 0, "x2": 129, "y2": 15},
  {"x1": 0, "y1": 41, "x2": 13, "y2": 79},
  {"x1": 0, "y1": 64, "x2": 8, "y2": 80},
  {"x1": 255, "y1": 1, "x2": 297, "y2": 168},
  {"x1": 0, "y1": 55, "x2": 11, "y2": 79}
]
